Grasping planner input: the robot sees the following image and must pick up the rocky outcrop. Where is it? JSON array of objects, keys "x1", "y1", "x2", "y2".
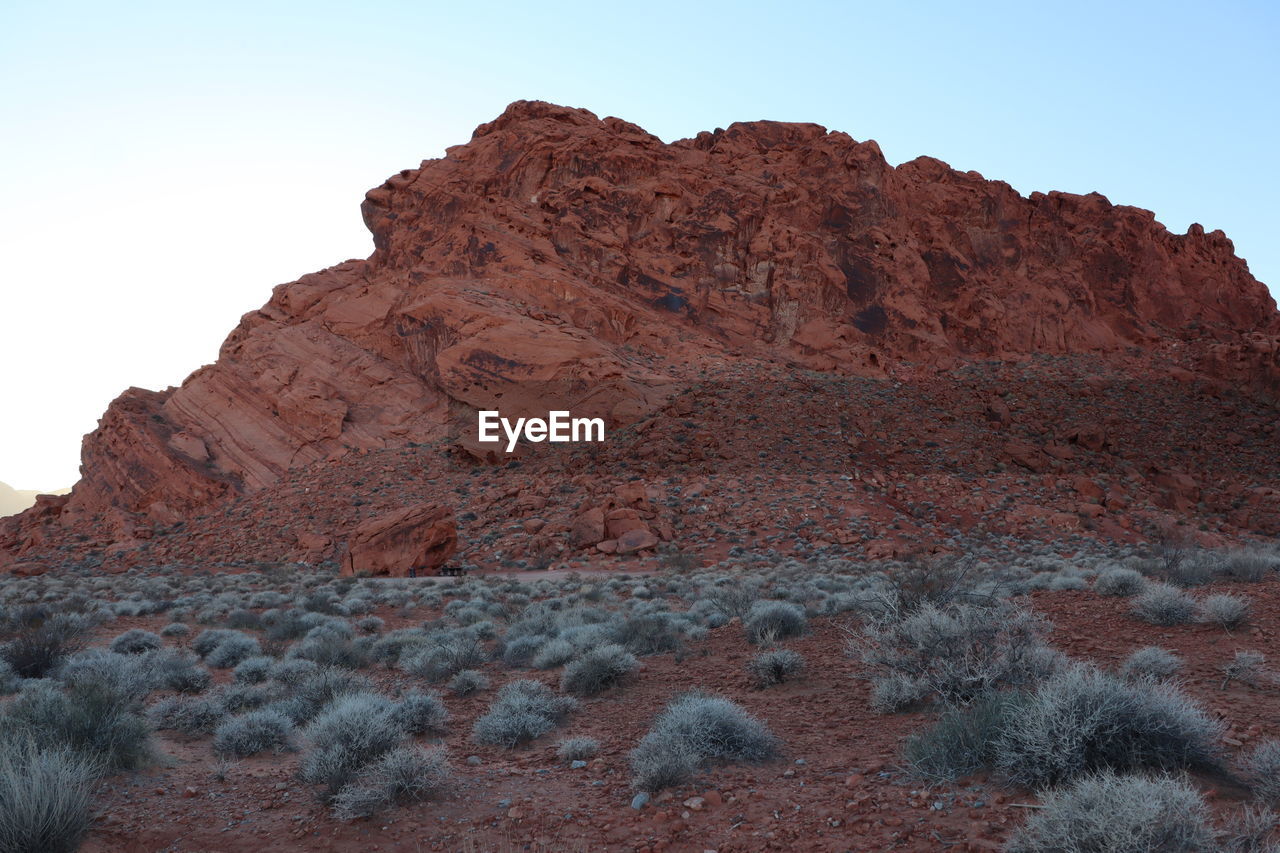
[
  {"x1": 340, "y1": 503, "x2": 457, "y2": 577},
  {"x1": 3, "y1": 100, "x2": 1276, "y2": 566}
]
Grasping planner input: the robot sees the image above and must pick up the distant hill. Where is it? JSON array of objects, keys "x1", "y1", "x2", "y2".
[{"x1": 0, "y1": 481, "x2": 70, "y2": 517}]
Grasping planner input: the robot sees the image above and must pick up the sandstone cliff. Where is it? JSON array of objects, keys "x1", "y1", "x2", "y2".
[{"x1": 4, "y1": 101, "x2": 1277, "y2": 568}]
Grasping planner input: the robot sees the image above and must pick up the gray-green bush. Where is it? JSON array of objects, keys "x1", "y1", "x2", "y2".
[
  {"x1": 300, "y1": 693, "x2": 406, "y2": 797},
  {"x1": 1005, "y1": 771, "x2": 1214, "y2": 853},
  {"x1": 744, "y1": 601, "x2": 808, "y2": 644},
  {"x1": 471, "y1": 680, "x2": 576, "y2": 748},
  {"x1": 1120, "y1": 647, "x2": 1184, "y2": 682},
  {"x1": 747, "y1": 648, "x2": 805, "y2": 687},
  {"x1": 213, "y1": 710, "x2": 294, "y2": 757},
  {"x1": 147, "y1": 695, "x2": 227, "y2": 736},
  {"x1": 1094, "y1": 567, "x2": 1146, "y2": 597},
  {"x1": 629, "y1": 692, "x2": 778, "y2": 792},
  {"x1": 330, "y1": 745, "x2": 450, "y2": 820},
  {"x1": 557, "y1": 737, "x2": 600, "y2": 762},
  {"x1": 109, "y1": 629, "x2": 163, "y2": 655},
  {"x1": 1244, "y1": 739, "x2": 1280, "y2": 804},
  {"x1": 3, "y1": 681, "x2": 151, "y2": 772},
  {"x1": 1131, "y1": 583, "x2": 1197, "y2": 626},
  {"x1": 1198, "y1": 594, "x2": 1251, "y2": 630},
  {"x1": 0, "y1": 737, "x2": 97, "y2": 853},
  {"x1": 996, "y1": 666, "x2": 1223, "y2": 788},
  {"x1": 904, "y1": 691, "x2": 1027, "y2": 782},
  {"x1": 852, "y1": 599, "x2": 1055, "y2": 710},
  {"x1": 391, "y1": 690, "x2": 448, "y2": 736},
  {"x1": 447, "y1": 669, "x2": 488, "y2": 697},
  {"x1": 561, "y1": 644, "x2": 638, "y2": 696}
]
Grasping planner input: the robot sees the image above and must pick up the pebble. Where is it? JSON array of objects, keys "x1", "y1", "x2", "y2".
[
  {"x1": 631, "y1": 792, "x2": 651, "y2": 810},
  {"x1": 571, "y1": 760, "x2": 588, "y2": 769},
  {"x1": 465, "y1": 756, "x2": 483, "y2": 766}
]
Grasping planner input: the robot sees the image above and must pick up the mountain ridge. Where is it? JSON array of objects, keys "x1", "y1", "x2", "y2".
[{"x1": 3, "y1": 100, "x2": 1277, "y2": 572}]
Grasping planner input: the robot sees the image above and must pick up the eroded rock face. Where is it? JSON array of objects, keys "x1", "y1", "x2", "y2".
[
  {"x1": 341, "y1": 503, "x2": 457, "y2": 577},
  {"x1": 2, "y1": 100, "x2": 1277, "y2": 565}
]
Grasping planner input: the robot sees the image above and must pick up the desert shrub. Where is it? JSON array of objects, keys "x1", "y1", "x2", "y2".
[
  {"x1": 204, "y1": 633, "x2": 261, "y2": 669},
  {"x1": 192, "y1": 628, "x2": 238, "y2": 657},
  {"x1": 1131, "y1": 583, "x2": 1197, "y2": 626},
  {"x1": 1218, "y1": 548, "x2": 1280, "y2": 583},
  {"x1": 702, "y1": 581, "x2": 760, "y2": 622},
  {"x1": 0, "y1": 659, "x2": 18, "y2": 695},
  {"x1": 869, "y1": 672, "x2": 932, "y2": 713},
  {"x1": 286, "y1": 668, "x2": 375, "y2": 724},
  {"x1": 147, "y1": 649, "x2": 211, "y2": 694},
  {"x1": 0, "y1": 737, "x2": 97, "y2": 853},
  {"x1": 147, "y1": 695, "x2": 226, "y2": 736},
  {"x1": 368, "y1": 629, "x2": 430, "y2": 668},
  {"x1": 1120, "y1": 647, "x2": 1184, "y2": 681},
  {"x1": 3, "y1": 681, "x2": 152, "y2": 772},
  {"x1": 1005, "y1": 771, "x2": 1214, "y2": 853},
  {"x1": 610, "y1": 614, "x2": 684, "y2": 656},
  {"x1": 1219, "y1": 804, "x2": 1280, "y2": 853},
  {"x1": 557, "y1": 737, "x2": 600, "y2": 762},
  {"x1": 744, "y1": 601, "x2": 808, "y2": 644},
  {"x1": 558, "y1": 623, "x2": 613, "y2": 652},
  {"x1": 1164, "y1": 554, "x2": 1218, "y2": 588},
  {"x1": 995, "y1": 665, "x2": 1223, "y2": 788},
  {"x1": 1221, "y1": 651, "x2": 1268, "y2": 688},
  {"x1": 501, "y1": 635, "x2": 545, "y2": 668},
  {"x1": 747, "y1": 648, "x2": 805, "y2": 687},
  {"x1": 356, "y1": 616, "x2": 384, "y2": 635},
  {"x1": 630, "y1": 732, "x2": 700, "y2": 793},
  {"x1": 330, "y1": 745, "x2": 450, "y2": 820},
  {"x1": 233, "y1": 656, "x2": 274, "y2": 684},
  {"x1": 391, "y1": 690, "x2": 449, "y2": 736},
  {"x1": 263, "y1": 610, "x2": 312, "y2": 642},
  {"x1": 288, "y1": 627, "x2": 368, "y2": 670},
  {"x1": 400, "y1": 633, "x2": 486, "y2": 683},
  {"x1": 109, "y1": 629, "x2": 163, "y2": 655},
  {"x1": 57, "y1": 648, "x2": 155, "y2": 702},
  {"x1": 268, "y1": 658, "x2": 320, "y2": 686},
  {"x1": 561, "y1": 644, "x2": 638, "y2": 696},
  {"x1": 471, "y1": 680, "x2": 577, "y2": 748},
  {"x1": 212, "y1": 710, "x2": 294, "y2": 757},
  {"x1": 1094, "y1": 567, "x2": 1147, "y2": 596},
  {"x1": 1049, "y1": 574, "x2": 1089, "y2": 591},
  {"x1": 0, "y1": 613, "x2": 89, "y2": 679},
  {"x1": 300, "y1": 693, "x2": 406, "y2": 797},
  {"x1": 1244, "y1": 740, "x2": 1280, "y2": 804},
  {"x1": 215, "y1": 683, "x2": 272, "y2": 714},
  {"x1": 904, "y1": 690, "x2": 1027, "y2": 781},
  {"x1": 852, "y1": 599, "x2": 1055, "y2": 710},
  {"x1": 160, "y1": 622, "x2": 190, "y2": 638},
  {"x1": 448, "y1": 669, "x2": 488, "y2": 696},
  {"x1": 531, "y1": 638, "x2": 575, "y2": 670},
  {"x1": 688, "y1": 600, "x2": 731, "y2": 629},
  {"x1": 1198, "y1": 594, "x2": 1251, "y2": 630},
  {"x1": 628, "y1": 692, "x2": 778, "y2": 791},
  {"x1": 224, "y1": 609, "x2": 262, "y2": 630}
]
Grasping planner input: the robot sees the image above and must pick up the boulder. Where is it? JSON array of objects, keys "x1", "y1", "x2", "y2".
[{"x1": 341, "y1": 503, "x2": 457, "y2": 577}]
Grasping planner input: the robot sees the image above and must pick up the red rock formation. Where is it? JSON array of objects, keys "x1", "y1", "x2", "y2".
[
  {"x1": 340, "y1": 503, "x2": 457, "y2": 577},
  {"x1": 3, "y1": 100, "x2": 1277, "y2": 567}
]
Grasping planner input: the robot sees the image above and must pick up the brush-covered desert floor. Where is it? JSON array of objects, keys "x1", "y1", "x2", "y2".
[{"x1": 4, "y1": 544, "x2": 1280, "y2": 852}]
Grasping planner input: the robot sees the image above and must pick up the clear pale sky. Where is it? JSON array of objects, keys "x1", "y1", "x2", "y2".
[{"x1": 2, "y1": 0, "x2": 1277, "y2": 490}]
